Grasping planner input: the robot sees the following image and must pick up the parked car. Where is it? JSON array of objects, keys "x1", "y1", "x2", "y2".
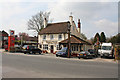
[
  {"x1": 88, "y1": 49, "x2": 97, "y2": 57},
  {"x1": 4, "y1": 44, "x2": 8, "y2": 51},
  {"x1": 98, "y1": 43, "x2": 114, "y2": 58},
  {"x1": 77, "y1": 51, "x2": 94, "y2": 59},
  {"x1": 56, "y1": 47, "x2": 68, "y2": 57},
  {"x1": 14, "y1": 45, "x2": 22, "y2": 52},
  {"x1": 22, "y1": 45, "x2": 42, "y2": 54},
  {"x1": 71, "y1": 53, "x2": 78, "y2": 57}
]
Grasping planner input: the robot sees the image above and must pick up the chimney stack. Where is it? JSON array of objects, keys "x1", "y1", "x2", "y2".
[
  {"x1": 44, "y1": 18, "x2": 47, "y2": 28},
  {"x1": 69, "y1": 16, "x2": 73, "y2": 25},
  {"x1": 78, "y1": 19, "x2": 81, "y2": 33}
]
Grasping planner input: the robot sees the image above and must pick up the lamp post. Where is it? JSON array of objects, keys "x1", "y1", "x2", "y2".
[
  {"x1": 20, "y1": 35, "x2": 23, "y2": 47},
  {"x1": 67, "y1": 22, "x2": 71, "y2": 58}
]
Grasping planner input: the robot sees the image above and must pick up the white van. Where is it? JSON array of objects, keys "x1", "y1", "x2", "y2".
[{"x1": 98, "y1": 43, "x2": 114, "y2": 58}]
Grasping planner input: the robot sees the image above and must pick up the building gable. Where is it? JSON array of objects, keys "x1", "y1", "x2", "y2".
[{"x1": 71, "y1": 21, "x2": 81, "y2": 38}]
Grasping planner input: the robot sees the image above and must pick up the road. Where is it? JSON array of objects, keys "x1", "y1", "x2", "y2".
[{"x1": 2, "y1": 51, "x2": 118, "y2": 78}]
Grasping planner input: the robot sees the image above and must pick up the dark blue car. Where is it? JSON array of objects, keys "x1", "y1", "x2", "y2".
[{"x1": 56, "y1": 47, "x2": 68, "y2": 57}]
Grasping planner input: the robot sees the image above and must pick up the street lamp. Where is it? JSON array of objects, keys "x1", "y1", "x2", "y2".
[
  {"x1": 67, "y1": 22, "x2": 71, "y2": 58},
  {"x1": 20, "y1": 35, "x2": 23, "y2": 47}
]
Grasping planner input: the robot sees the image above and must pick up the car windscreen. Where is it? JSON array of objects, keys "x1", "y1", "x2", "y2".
[
  {"x1": 88, "y1": 50, "x2": 94, "y2": 54},
  {"x1": 14, "y1": 45, "x2": 18, "y2": 47},
  {"x1": 80, "y1": 51, "x2": 90, "y2": 54},
  {"x1": 80, "y1": 51, "x2": 85, "y2": 54},
  {"x1": 23, "y1": 45, "x2": 28, "y2": 48},
  {"x1": 60, "y1": 47, "x2": 67, "y2": 52},
  {"x1": 32, "y1": 46, "x2": 38, "y2": 49},
  {"x1": 102, "y1": 46, "x2": 111, "y2": 50}
]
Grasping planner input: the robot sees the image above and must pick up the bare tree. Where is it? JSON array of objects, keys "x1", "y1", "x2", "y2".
[
  {"x1": 18, "y1": 32, "x2": 29, "y2": 41},
  {"x1": 28, "y1": 11, "x2": 51, "y2": 33},
  {"x1": 81, "y1": 33, "x2": 87, "y2": 40}
]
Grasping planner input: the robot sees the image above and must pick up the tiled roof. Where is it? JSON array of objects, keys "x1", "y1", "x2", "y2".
[
  {"x1": 38, "y1": 22, "x2": 69, "y2": 35},
  {"x1": 59, "y1": 35, "x2": 91, "y2": 45}
]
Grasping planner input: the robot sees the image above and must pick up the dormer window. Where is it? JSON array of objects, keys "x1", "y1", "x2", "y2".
[
  {"x1": 58, "y1": 34, "x2": 62, "y2": 40},
  {"x1": 43, "y1": 35, "x2": 46, "y2": 40},
  {"x1": 50, "y1": 34, "x2": 54, "y2": 40}
]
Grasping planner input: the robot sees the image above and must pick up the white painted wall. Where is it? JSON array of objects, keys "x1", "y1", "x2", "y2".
[{"x1": 38, "y1": 33, "x2": 68, "y2": 53}]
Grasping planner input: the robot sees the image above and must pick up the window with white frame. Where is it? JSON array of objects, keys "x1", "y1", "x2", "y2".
[
  {"x1": 72, "y1": 46, "x2": 74, "y2": 51},
  {"x1": 56, "y1": 45, "x2": 60, "y2": 50},
  {"x1": 50, "y1": 34, "x2": 54, "y2": 40},
  {"x1": 43, "y1": 44, "x2": 48, "y2": 50},
  {"x1": 58, "y1": 34, "x2": 62, "y2": 40},
  {"x1": 76, "y1": 46, "x2": 78, "y2": 51},
  {"x1": 72, "y1": 46, "x2": 78, "y2": 51},
  {"x1": 43, "y1": 35, "x2": 46, "y2": 40},
  {"x1": 73, "y1": 46, "x2": 76, "y2": 51},
  {"x1": 39, "y1": 44, "x2": 42, "y2": 48}
]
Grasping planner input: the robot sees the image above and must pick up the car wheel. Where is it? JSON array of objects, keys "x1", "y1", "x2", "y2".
[
  {"x1": 39, "y1": 52, "x2": 41, "y2": 54},
  {"x1": 33, "y1": 52, "x2": 35, "y2": 54},
  {"x1": 29, "y1": 51, "x2": 33, "y2": 54},
  {"x1": 84, "y1": 56, "x2": 87, "y2": 59},
  {"x1": 24, "y1": 52, "x2": 26, "y2": 54},
  {"x1": 56, "y1": 55, "x2": 58, "y2": 57},
  {"x1": 78, "y1": 57, "x2": 80, "y2": 59},
  {"x1": 92, "y1": 55, "x2": 94, "y2": 58},
  {"x1": 95, "y1": 55, "x2": 97, "y2": 57}
]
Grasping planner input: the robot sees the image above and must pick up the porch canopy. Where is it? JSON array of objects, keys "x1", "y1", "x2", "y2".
[{"x1": 59, "y1": 35, "x2": 91, "y2": 45}]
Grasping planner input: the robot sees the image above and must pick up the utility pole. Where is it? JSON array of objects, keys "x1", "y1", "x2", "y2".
[
  {"x1": 67, "y1": 22, "x2": 71, "y2": 58},
  {"x1": 20, "y1": 35, "x2": 23, "y2": 47}
]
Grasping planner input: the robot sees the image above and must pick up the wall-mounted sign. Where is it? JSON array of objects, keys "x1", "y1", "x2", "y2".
[
  {"x1": 46, "y1": 40, "x2": 57, "y2": 44},
  {"x1": 10, "y1": 30, "x2": 14, "y2": 36}
]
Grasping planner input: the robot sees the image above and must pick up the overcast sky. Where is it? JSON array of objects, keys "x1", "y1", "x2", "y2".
[{"x1": 0, "y1": 0, "x2": 119, "y2": 39}]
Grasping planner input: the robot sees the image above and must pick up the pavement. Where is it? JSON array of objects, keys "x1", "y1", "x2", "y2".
[
  {"x1": 1, "y1": 49, "x2": 117, "y2": 63},
  {"x1": 0, "y1": 49, "x2": 2, "y2": 79}
]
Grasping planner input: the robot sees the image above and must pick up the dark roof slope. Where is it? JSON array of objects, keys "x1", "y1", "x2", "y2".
[
  {"x1": 0, "y1": 31, "x2": 2, "y2": 36},
  {"x1": 59, "y1": 35, "x2": 91, "y2": 45},
  {"x1": 39, "y1": 22, "x2": 69, "y2": 35},
  {"x1": 29, "y1": 36, "x2": 38, "y2": 42},
  {"x1": 2, "y1": 30, "x2": 8, "y2": 36}
]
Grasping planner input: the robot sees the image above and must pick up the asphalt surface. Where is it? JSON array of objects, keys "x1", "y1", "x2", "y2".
[{"x1": 2, "y1": 51, "x2": 118, "y2": 78}]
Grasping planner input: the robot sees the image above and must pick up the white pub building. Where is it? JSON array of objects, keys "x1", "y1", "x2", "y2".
[{"x1": 38, "y1": 16, "x2": 92, "y2": 54}]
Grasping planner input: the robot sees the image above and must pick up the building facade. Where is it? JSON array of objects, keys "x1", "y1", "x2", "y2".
[
  {"x1": 38, "y1": 16, "x2": 92, "y2": 53},
  {"x1": 2, "y1": 30, "x2": 8, "y2": 48},
  {"x1": 38, "y1": 22, "x2": 69, "y2": 53}
]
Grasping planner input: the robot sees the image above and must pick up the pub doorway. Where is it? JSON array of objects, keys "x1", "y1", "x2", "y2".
[{"x1": 50, "y1": 45, "x2": 54, "y2": 53}]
